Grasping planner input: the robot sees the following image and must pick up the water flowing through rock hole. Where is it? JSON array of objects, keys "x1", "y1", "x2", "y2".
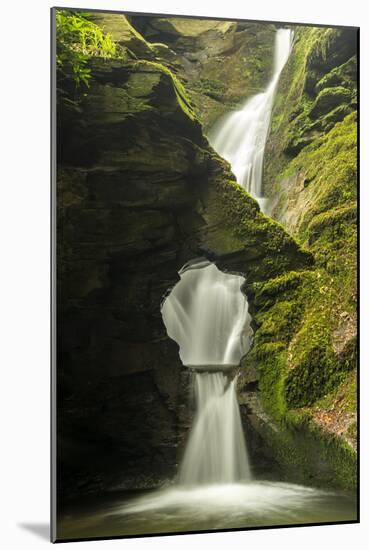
[
  {"x1": 161, "y1": 259, "x2": 252, "y2": 367},
  {"x1": 161, "y1": 259, "x2": 253, "y2": 484}
]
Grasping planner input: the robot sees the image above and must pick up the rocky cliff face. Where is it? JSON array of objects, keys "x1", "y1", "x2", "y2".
[
  {"x1": 129, "y1": 15, "x2": 276, "y2": 131},
  {"x1": 57, "y1": 13, "x2": 310, "y2": 498}
]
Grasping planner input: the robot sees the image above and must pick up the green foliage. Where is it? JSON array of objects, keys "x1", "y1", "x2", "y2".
[
  {"x1": 56, "y1": 10, "x2": 117, "y2": 100},
  {"x1": 275, "y1": 112, "x2": 357, "y2": 323}
]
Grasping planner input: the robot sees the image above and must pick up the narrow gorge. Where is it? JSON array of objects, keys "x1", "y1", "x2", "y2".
[{"x1": 55, "y1": 11, "x2": 358, "y2": 539}]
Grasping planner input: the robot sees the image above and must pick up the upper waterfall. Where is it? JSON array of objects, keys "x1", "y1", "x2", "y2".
[{"x1": 209, "y1": 28, "x2": 293, "y2": 211}]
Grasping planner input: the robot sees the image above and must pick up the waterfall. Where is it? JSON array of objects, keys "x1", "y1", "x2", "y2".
[
  {"x1": 161, "y1": 261, "x2": 252, "y2": 366},
  {"x1": 161, "y1": 260, "x2": 253, "y2": 484},
  {"x1": 161, "y1": 30, "x2": 292, "y2": 488},
  {"x1": 210, "y1": 28, "x2": 293, "y2": 211},
  {"x1": 179, "y1": 371, "x2": 251, "y2": 485}
]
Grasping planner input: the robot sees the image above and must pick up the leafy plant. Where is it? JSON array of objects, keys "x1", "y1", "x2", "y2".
[{"x1": 56, "y1": 10, "x2": 117, "y2": 102}]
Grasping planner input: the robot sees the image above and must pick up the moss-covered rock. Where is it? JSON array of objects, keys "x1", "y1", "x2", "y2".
[
  {"x1": 315, "y1": 56, "x2": 357, "y2": 93},
  {"x1": 310, "y1": 86, "x2": 353, "y2": 117},
  {"x1": 264, "y1": 27, "x2": 357, "y2": 165},
  {"x1": 245, "y1": 411, "x2": 357, "y2": 489},
  {"x1": 303, "y1": 27, "x2": 357, "y2": 94},
  {"x1": 255, "y1": 25, "x2": 358, "y2": 487}
]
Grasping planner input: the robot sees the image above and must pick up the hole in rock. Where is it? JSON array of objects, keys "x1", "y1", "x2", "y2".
[{"x1": 161, "y1": 258, "x2": 253, "y2": 368}]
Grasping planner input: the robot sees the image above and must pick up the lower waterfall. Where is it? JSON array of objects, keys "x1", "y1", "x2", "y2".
[{"x1": 179, "y1": 371, "x2": 251, "y2": 485}]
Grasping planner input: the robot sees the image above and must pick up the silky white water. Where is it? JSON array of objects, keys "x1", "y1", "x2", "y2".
[
  {"x1": 61, "y1": 482, "x2": 356, "y2": 538},
  {"x1": 117, "y1": 482, "x2": 331, "y2": 517},
  {"x1": 179, "y1": 371, "x2": 251, "y2": 484},
  {"x1": 161, "y1": 261, "x2": 252, "y2": 366},
  {"x1": 210, "y1": 28, "x2": 293, "y2": 210}
]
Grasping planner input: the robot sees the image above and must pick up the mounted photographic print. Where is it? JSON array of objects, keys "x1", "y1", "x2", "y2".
[{"x1": 51, "y1": 7, "x2": 359, "y2": 542}]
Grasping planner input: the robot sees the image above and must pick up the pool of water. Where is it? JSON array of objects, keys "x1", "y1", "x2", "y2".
[{"x1": 58, "y1": 480, "x2": 357, "y2": 540}]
